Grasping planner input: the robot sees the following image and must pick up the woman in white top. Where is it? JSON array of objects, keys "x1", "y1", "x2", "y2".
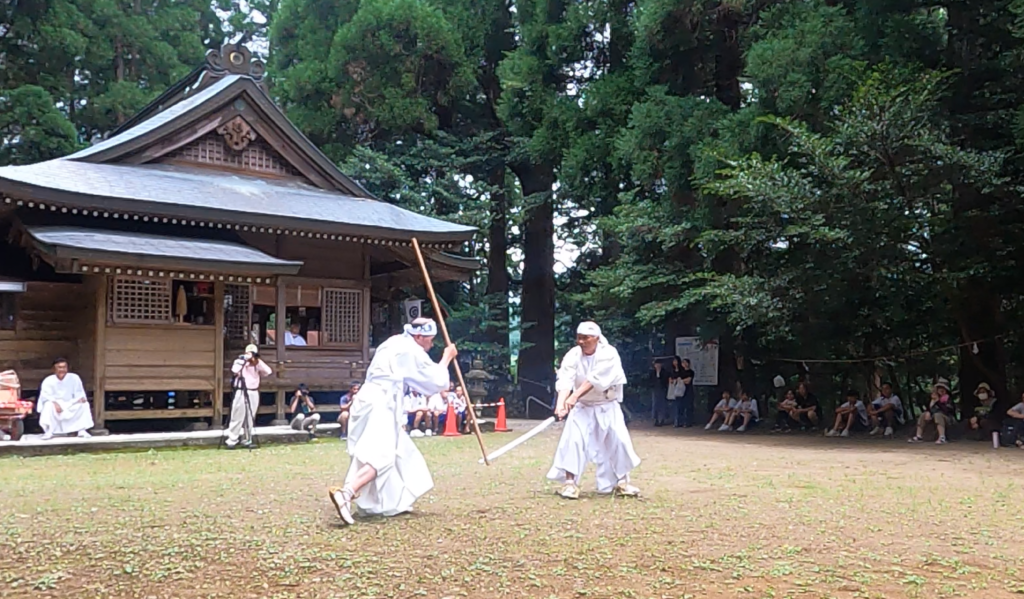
[{"x1": 328, "y1": 318, "x2": 457, "y2": 525}]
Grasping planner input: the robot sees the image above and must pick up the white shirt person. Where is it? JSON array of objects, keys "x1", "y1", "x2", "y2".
[
  {"x1": 37, "y1": 358, "x2": 94, "y2": 440},
  {"x1": 547, "y1": 321, "x2": 641, "y2": 500}
]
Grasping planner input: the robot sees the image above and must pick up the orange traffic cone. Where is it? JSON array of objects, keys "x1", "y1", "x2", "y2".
[
  {"x1": 442, "y1": 401, "x2": 461, "y2": 437},
  {"x1": 494, "y1": 397, "x2": 511, "y2": 432}
]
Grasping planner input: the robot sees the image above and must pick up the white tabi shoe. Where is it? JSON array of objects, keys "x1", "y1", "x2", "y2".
[
  {"x1": 558, "y1": 482, "x2": 580, "y2": 500},
  {"x1": 40, "y1": 432, "x2": 54, "y2": 441},
  {"x1": 329, "y1": 486, "x2": 356, "y2": 525},
  {"x1": 77, "y1": 430, "x2": 92, "y2": 438},
  {"x1": 614, "y1": 481, "x2": 641, "y2": 497}
]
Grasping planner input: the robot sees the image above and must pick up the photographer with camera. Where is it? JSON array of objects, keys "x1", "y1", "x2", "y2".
[
  {"x1": 226, "y1": 343, "x2": 272, "y2": 448},
  {"x1": 289, "y1": 383, "x2": 321, "y2": 435}
]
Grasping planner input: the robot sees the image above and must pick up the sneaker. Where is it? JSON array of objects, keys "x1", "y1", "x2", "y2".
[
  {"x1": 558, "y1": 482, "x2": 580, "y2": 500},
  {"x1": 329, "y1": 486, "x2": 356, "y2": 525},
  {"x1": 825, "y1": 429, "x2": 839, "y2": 437},
  {"x1": 840, "y1": 429, "x2": 849, "y2": 438},
  {"x1": 410, "y1": 429, "x2": 424, "y2": 438},
  {"x1": 718, "y1": 424, "x2": 731, "y2": 432},
  {"x1": 869, "y1": 426, "x2": 881, "y2": 436},
  {"x1": 908, "y1": 436, "x2": 923, "y2": 443},
  {"x1": 424, "y1": 429, "x2": 433, "y2": 437},
  {"x1": 936, "y1": 436, "x2": 947, "y2": 445},
  {"x1": 736, "y1": 425, "x2": 747, "y2": 432},
  {"x1": 614, "y1": 482, "x2": 641, "y2": 497},
  {"x1": 884, "y1": 426, "x2": 894, "y2": 438},
  {"x1": 704, "y1": 423, "x2": 713, "y2": 431},
  {"x1": 77, "y1": 430, "x2": 92, "y2": 438}
]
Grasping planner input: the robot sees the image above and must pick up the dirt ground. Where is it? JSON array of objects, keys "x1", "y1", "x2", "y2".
[{"x1": 1, "y1": 425, "x2": 1023, "y2": 599}]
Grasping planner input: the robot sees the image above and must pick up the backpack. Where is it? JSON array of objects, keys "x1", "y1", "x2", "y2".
[{"x1": 1000, "y1": 422, "x2": 1019, "y2": 448}]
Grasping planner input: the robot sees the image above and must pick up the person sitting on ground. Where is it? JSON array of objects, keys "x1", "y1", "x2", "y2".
[
  {"x1": 338, "y1": 382, "x2": 360, "y2": 438},
  {"x1": 910, "y1": 378, "x2": 956, "y2": 445},
  {"x1": 773, "y1": 389, "x2": 800, "y2": 431},
  {"x1": 706, "y1": 389, "x2": 738, "y2": 431},
  {"x1": 967, "y1": 382, "x2": 999, "y2": 441},
  {"x1": 1004, "y1": 392, "x2": 1024, "y2": 448},
  {"x1": 725, "y1": 391, "x2": 759, "y2": 432},
  {"x1": 37, "y1": 357, "x2": 94, "y2": 440},
  {"x1": 452, "y1": 384, "x2": 470, "y2": 433},
  {"x1": 426, "y1": 390, "x2": 446, "y2": 435},
  {"x1": 405, "y1": 389, "x2": 431, "y2": 437},
  {"x1": 791, "y1": 382, "x2": 821, "y2": 430},
  {"x1": 289, "y1": 383, "x2": 320, "y2": 435},
  {"x1": 827, "y1": 390, "x2": 869, "y2": 437},
  {"x1": 868, "y1": 382, "x2": 904, "y2": 437}
]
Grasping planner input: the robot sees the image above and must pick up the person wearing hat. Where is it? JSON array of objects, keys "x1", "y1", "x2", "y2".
[
  {"x1": 328, "y1": 317, "x2": 458, "y2": 525},
  {"x1": 909, "y1": 378, "x2": 956, "y2": 444},
  {"x1": 226, "y1": 344, "x2": 273, "y2": 448},
  {"x1": 967, "y1": 382, "x2": 998, "y2": 440},
  {"x1": 547, "y1": 321, "x2": 642, "y2": 500},
  {"x1": 289, "y1": 383, "x2": 321, "y2": 435}
]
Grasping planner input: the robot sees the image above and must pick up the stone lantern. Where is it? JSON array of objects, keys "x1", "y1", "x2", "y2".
[{"x1": 463, "y1": 359, "x2": 494, "y2": 403}]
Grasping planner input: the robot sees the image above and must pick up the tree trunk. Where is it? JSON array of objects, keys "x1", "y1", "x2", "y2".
[
  {"x1": 485, "y1": 165, "x2": 510, "y2": 362},
  {"x1": 515, "y1": 164, "x2": 556, "y2": 392}
]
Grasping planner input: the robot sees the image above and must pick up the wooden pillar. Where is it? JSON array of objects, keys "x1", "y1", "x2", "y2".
[
  {"x1": 363, "y1": 251, "x2": 371, "y2": 363},
  {"x1": 272, "y1": 278, "x2": 287, "y2": 425},
  {"x1": 92, "y1": 275, "x2": 107, "y2": 432},
  {"x1": 212, "y1": 281, "x2": 225, "y2": 428}
]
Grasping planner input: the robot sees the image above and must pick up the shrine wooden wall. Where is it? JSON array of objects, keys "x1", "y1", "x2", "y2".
[
  {"x1": 0, "y1": 281, "x2": 94, "y2": 393},
  {"x1": 103, "y1": 325, "x2": 217, "y2": 392}
]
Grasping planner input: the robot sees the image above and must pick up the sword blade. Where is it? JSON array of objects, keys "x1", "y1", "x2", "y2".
[{"x1": 478, "y1": 416, "x2": 557, "y2": 464}]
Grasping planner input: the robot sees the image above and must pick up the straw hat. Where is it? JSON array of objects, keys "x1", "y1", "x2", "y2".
[
  {"x1": 974, "y1": 382, "x2": 993, "y2": 396},
  {"x1": 934, "y1": 377, "x2": 951, "y2": 392}
]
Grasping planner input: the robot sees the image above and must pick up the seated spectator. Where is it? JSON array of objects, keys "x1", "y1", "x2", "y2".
[
  {"x1": 773, "y1": 389, "x2": 799, "y2": 432},
  {"x1": 725, "y1": 391, "x2": 759, "y2": 432},
  {"x1": 284, "y1": 322, "x2": 307, "y2": 346},
  {"x1": 826, "y1": 390, "x2": 868, "y2": 437},
  {"x1": 967, "y1": 382, "x2": 999, "y2": 441},
  {"x1": 405, "y1": 390, "x2": 431, "y2": 437},
  {"x1": 288, "y1": 383, "x2": 320, "y2": 435},
  {"x1": 1005, "y1": 393, "x2": 1024, "y2": 448},
  {"x1": 426, "y1": 391, "x2": 447, "y2": 435},
  {"x1": 909, "y1": 378, "x2": 955, "y2": 445},
  {"x1": 38, "y1": 357, "x2": 94, "y2": 440},
  {"x1": 792, "y1": 382, "x2": 821, "y2": 430},
  {"x1": 706, "y1": 390, "x2": 738, "y2": 431},
  {"x1": 452, "y1": 384, "x2": 470, "y2": 434},
  {"x1": 338, "y1": 381, "x2": 360, "y2": 438},
  {"x1": 868, "y1": 382, "x2": 904, "y2": 437}
]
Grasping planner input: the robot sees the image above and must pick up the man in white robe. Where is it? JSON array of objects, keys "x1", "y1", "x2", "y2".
[
  {"x1": 37, "y1": 358, "x2": 94, "y2": 440},
  {"x1": 547, "y1": 321, "x2": 641, "y2": 499},
  {"x1": 328, "y1": 318, "x2": 457, "y2": 525}
]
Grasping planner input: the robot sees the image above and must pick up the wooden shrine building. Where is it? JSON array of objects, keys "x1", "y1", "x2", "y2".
[{"x1": 0, "y1": 44, "x2": 477, "y2": 431}]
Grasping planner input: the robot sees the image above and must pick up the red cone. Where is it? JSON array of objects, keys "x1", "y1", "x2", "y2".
[
  {"x1": 442, "y1": 401, "x2": 461, "y2": 437},
  {"x1": 494, "y1": 397, "x2": 511, "y2": 432}
]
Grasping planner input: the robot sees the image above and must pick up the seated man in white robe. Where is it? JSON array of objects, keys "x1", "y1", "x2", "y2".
[
  {"x1": 547, "y1": 321, "x2": 642, "y2": 499},
  {"x1": 37, "y1": 357, "x2": 94, "y2": 440}
]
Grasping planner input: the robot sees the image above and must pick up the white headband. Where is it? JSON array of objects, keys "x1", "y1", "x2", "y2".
[
  {"x1": 576, "y1": 321, "x2": 601, "y2": 337},
  {"x1": 404, "y1": 319, "x2": 438, "y2": 337}
]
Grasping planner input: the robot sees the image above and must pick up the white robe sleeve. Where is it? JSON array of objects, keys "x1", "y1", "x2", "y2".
[
  {"x1": 555, "y1": 347, "x2": 581, "y2": 394},
  {"x1": 70, "y1": 374, "x2": 86, "y2": 402},
  {"x1": 37, "y1": 376, "x2": 56, "y2": 414},
  {"x1": 396, "y1": 340, "x2": 451, "y2": 396},
  {"x1": 586, "y1": 345, "x2": 627, "y2": 392}
]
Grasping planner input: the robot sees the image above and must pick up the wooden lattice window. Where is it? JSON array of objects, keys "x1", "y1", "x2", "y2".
[
  {"x1": 322, "y1": 288, "x2": 363, "y2": 345},
  {"x1": 225, "y1": 284, "x2": 252, "y2": 342},
  {"x1": 108, "y1": 277, "x2": 172, "y2": 324},
  {"x1": 162, "y1": 133, "x2": 304, "y2": 178}
]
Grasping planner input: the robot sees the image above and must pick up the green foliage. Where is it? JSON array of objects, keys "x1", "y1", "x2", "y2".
[{"x1": 0, "y1": 86, "x2": 82, "y2": 165}]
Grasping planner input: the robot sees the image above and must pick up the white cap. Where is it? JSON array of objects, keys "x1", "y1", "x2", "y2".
[
  {"x1": 576, "y1": 321, "x2": 601, "y2": 337},
  {"x1": 245, "y1": 344, "x2": 258, "y2": 354}
]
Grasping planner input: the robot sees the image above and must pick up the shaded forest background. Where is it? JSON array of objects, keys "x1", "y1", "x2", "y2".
[{"x1": 3, "y1": 0, "x2": 1024, "y2": 416}]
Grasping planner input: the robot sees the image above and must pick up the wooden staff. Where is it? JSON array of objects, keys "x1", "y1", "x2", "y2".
[{"x1": 411, "y1": 238, "x2": 490, "y2": 465}]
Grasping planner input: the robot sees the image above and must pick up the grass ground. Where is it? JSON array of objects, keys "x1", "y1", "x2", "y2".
[{"x1": 1, "y1": 425, "x2": 1023, "y2": 599}]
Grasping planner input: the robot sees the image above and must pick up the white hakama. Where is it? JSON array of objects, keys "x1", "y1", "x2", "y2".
[
  {"x1": 546, "y1": 342, "x2": 641, "y2": 492},
  {"x1": 37, "y1": 373, "x2": 94, "y2": 435},
  {"x1": 344, "y1": 333, "x2": 450, "y2": 516}
]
